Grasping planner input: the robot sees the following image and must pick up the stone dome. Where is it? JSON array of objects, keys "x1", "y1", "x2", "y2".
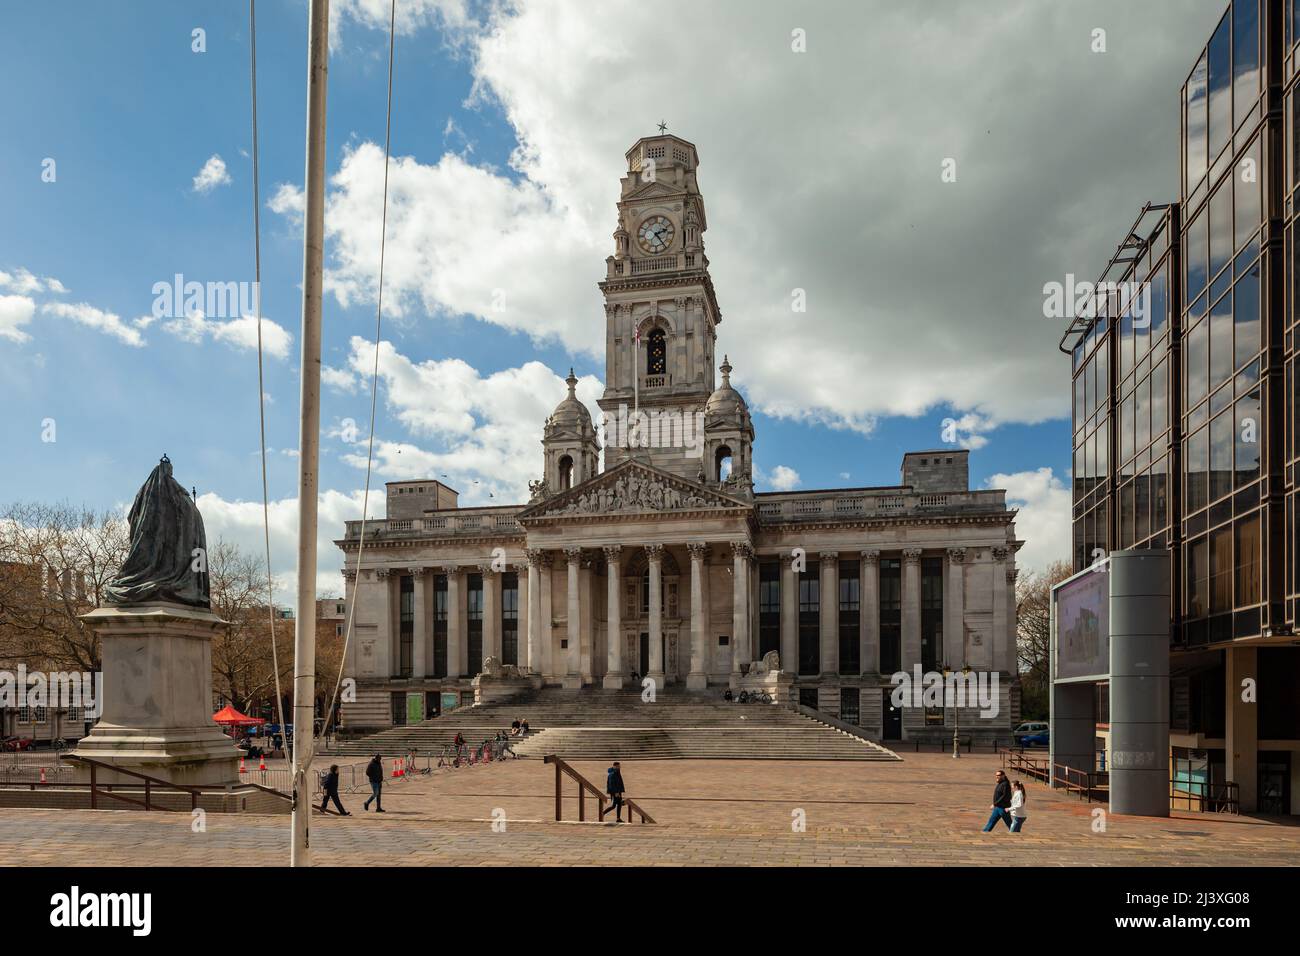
[
  {"x1": 546, "y1": 369, "x2": 594, "y2": 435},
  {"x1": 705, "y1": 355, "x2": 749, "y2": 422}
]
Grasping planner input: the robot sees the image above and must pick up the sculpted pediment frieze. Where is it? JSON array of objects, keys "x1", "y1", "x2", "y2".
[{"x1": 519, "y1": 461, "x2": 749, "y2": 521}]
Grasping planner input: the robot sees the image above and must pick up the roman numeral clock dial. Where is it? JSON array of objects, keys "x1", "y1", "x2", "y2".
[{"x1": 637, "y1": 215, "x2": 675, "y2": 254}]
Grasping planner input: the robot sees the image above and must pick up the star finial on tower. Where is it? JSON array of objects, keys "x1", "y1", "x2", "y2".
[{"x1": 657, "y1": 120, "x2": 668, "y2": 134}]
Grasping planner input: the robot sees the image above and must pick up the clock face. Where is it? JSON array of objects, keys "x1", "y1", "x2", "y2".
[{"x1": 637, "y1": 215, "x2": 675, "y2": 254}]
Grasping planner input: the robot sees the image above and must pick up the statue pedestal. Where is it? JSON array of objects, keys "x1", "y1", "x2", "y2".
[{"x1": 71, "y1": 604, "x2": 240, "y2": 787}]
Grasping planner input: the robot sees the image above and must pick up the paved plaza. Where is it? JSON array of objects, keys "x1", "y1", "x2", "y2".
[{"x1": 3, "y1": 753, "x2": 1298, "y2": 866}]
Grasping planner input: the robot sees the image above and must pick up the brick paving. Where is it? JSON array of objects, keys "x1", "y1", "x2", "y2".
[{"x1": 1, "y1": 753, "x2": 1297, "y2": 866}]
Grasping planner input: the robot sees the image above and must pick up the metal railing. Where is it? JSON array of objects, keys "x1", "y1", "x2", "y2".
[
  {"x1": 543, "y1": 754, "x2": 654, "y2": 824},
  {"x1": 1170, "y1": 779, "x2": 1240, "y2": 815},
  {"x1": 1002, "y1": 749, "x2": 1050, "y2": 782},
  {"x1": 62, "y1": 754, "x2": 203, "y2": 812},
  {"x1": 1052, "y1": 762, "x2": 1109, "y2": 803}
]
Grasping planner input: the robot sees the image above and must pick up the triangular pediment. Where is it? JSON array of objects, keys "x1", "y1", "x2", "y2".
[
  {"x1": 623, "y1": 180, "x2": 686, "y2": 203},
  {"x1": 518, "y1": 459, "x2": 751, "y2": 522}
]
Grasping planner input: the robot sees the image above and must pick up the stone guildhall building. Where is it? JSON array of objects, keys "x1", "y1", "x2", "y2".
[{"x1": 337, "y1": 134, "x2": 1022, "y2": 742}]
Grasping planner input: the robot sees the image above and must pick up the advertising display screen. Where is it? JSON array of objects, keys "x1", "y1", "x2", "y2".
[{"x1": 1054, "y1": 568, "x2": 1109, "y2": 681}]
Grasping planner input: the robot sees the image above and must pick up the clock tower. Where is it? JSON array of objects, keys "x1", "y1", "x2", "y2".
[{"x1": 598, "y1": 134, "x2": 730, "y2": 481}]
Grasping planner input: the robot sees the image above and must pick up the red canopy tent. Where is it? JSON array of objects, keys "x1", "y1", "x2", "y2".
[{"x1": 212, "y1": 705, "x2": 265, "y2": 734}]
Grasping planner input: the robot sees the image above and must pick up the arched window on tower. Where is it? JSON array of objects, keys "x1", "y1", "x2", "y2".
[
  {"x1": 646, "y1": 328, "x2": 666, "y2": 376},
  {"x1": 558, "y1": 455, "x2": 573, "y2": 490},
  {"x1": 715, "y1": 445, "x2": 733, "y2": 481}
]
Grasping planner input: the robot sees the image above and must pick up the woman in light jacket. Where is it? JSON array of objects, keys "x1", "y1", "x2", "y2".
[{"x1": 1009, "y1": 780, "x2": 1028, "y2": 832}]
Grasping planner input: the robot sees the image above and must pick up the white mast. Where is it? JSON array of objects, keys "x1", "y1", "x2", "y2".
[{"x1": 291, "y1": 0, "x2": 330, "y2": 868}]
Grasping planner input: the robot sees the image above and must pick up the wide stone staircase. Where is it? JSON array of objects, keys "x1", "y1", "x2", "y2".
[{"x1": 325, "y1": 686, "x2": 898, "y2": 761}]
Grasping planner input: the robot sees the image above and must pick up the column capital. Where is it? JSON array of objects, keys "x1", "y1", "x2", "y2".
[
  {"x1": 645, "y1": 543, "x2": 664, "y2": 562},
  {"x1": 818, "y1": 550, "x2": 839, "y2": 565},
  {"x1": 439, "y1": 563, "x2": 463, "y2": 577},
  {"x1": 602, "y1": 544, "x2": 623, "y2": 564},
  {"x1": 902, "y1": 547, "x2": 923, "y2": 564},
  {"x1": 1006, "y1": 567, "x2": 1019, "y2": 584},
  {"x1": 686, "y1": 541, "x2": 709, "y2": 560},
  {"x1": 525, "y1": 548, "x2": 552, "y2": 568},
  {"x1": 730, "y1": 541, "x2": 754, "y2": 560},
  {"x1": 477, "y1": 562, "x2": 497, "y2": 577},
  {"x1": 946, "y1": 547, "x2": 967, "y2": 564},
  {"x1": 375, "y1": 567, "x2": 393, "y2": 579},
  {"x1": 563, "y1": 546, "x2": 584, "y2": 563},
  {"x1": 341, "y1": 569, "x2": 357, "y2": 582},
  {"x1": 860, "y1": 549, "x2": 879, "y2": 565},
  {"x1": 407, "y1": 565, "x2": 426, "y2": 577}
]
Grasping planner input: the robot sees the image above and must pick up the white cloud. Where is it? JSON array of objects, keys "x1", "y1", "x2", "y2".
[
  {"x1": 988, "y1": 467, "x2": 1071, "y2": 574},
  {"x1": 294, "y1": 0, "x2": 1224, "y2": 445},
  {"x1": 42, "y1": 301, "x2": 145, "y2": 347},
  {"x1": 267, "y1": 182, "x2": 304, "y2": 225},
  {"x1": 0, "y1": 295, "x2": 37, "y2": 343},
  {"x1": 192, "y1": 154, "x2": 232, "y2": 194},
  {"x1": 0, "y1": 268, "x2": 56, "y2": 296},
  {"x1": 322, "y1": 364, "x2": 360, "y2": 392},
  {"x1": 767, "y1": 465, "x2": 801, "y2": 492},
  {"x1": 163, "y1": 311, "x2": 292, "y2": 359},
  {"x1": 330, "y1": 336, "x2": 599, "y2": 504}
]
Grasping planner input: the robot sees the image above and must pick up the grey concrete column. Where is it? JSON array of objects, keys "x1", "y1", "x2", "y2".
[
  {"x1": 780, "y1": 553, "x2": 797, "y2": 673},
  {"x1": 944, "y1": 548, "x2": 965, "y2": 668},
  {"x1": 564, "y1": 548, "x2": 582, "y2": 686},
  {"x1": 375, "y1": 568, "x2": 394, "y2": 676},
  {"x1": 901, "y1": 549, "x2": 922, "y2": 671},
  {"x1": 860, "y1": 551, "x2": 879, "y2": 675},
  {"x1": 730, "y1": 542, "x2": 752, "y2": 682},
  {"x1": 1225, "y1": 646, "x2": 1258, "y2": 812},
  {"x1": 819, "y1": 552, "x2": 839, "y2": 676},
  {"x1": 687, "y1": 542, "x2": 709, "y2": 690},
  {"x1": 647, "y1": 544, "x2": 665, "y2": 687},
  {"x1": 480, "y1": 565, "x2": 499, "y2": 669},
  {"x1": 408, "y1": 566, "x2": 428, "y2": 678},
  {"x1": 603, "y1": 546, "x2": 624, "y2": 688},
  {"x1": 525, "y1": 549, "x2": 544, "y2": 674},
  {"x1": 442, "y1": 566, "x2": 463, "y2": 678},
  {"x1": 1108, "y1": 550, "x2": 1171, "y2": 817}
]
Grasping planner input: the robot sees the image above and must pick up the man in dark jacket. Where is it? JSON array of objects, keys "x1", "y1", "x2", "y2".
[
  {"x1": 982, "y1": 769, "x2": 1012, "y2": 831},
  {"x1": 320, "y1": 764, "x2": 350, "y2": 815},
  {"x1": 363, "y1": 754, "x2": 385, "y2": 812},
  {"x1": 598, "y1": 761, "x2": 626, "y2": 823}
]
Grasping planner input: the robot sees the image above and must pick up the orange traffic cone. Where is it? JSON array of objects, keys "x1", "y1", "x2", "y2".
[
  {"x1": 391, "y1": 758, "x2": 400, "y2": 778},
  {"x1": 258, "y1": 754, "x2": 267, "y2": 771},
  {"x1": 39, "y1": 767, "x2": 47, "y2": 784},
  {"x1": 239, "y1": 756, "x2": 247, "y2": 774}
]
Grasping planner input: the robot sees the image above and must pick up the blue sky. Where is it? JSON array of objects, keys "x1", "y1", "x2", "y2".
[{"x1": 0, "y1": 0, "x2": 1228, "y2": 597}]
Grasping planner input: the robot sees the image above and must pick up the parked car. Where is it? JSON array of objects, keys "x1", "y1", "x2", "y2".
[
  {"x1": 1013, "y1": 721, "x2": 1049, "y2": 747},
  {"x1": 2, "y1": 736, "x2": 34, "y2": 752}
]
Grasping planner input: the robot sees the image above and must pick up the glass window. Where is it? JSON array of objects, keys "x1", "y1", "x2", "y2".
[
  {"x1": 1207, "y1": 13, "x2": 1232, "y2": 159},
  {"x1": 1152, "y1": 359, "x2": 1168, "y2": 437},
  {"x1": 1186, "y1": 317, "x2": 1209, "y2": 405},
  {"x1": 1210, "y1": 409, "x2": 1233, "y2": 503},
  {"x1": 1187, "y1": 535, "x2": 1208, "y2": 618},
  {"x1": 1187, "y1": 426, "x2": 1209, "y2": 513},
  {"x1": 1236, "y1": 389, "x2": 1262, "y2": 487},
  {"x1": 1233, "y1": 0, "x2": 1260, "y2": 126},
  {"x1": 1153, "y1": 457, "x2": 1169, "y2": 529},
  {"x1": 1096, "y1": 417, "x2": 1109, "y2": 479},
  {"x1": 1234, "y1": 262, "x2": 1261, "y2": 369},
  {"x1": 1210, "y1": 291, "x2": 1233, "y2": 391},
  {"x1": 1235, "y1": 138, "x2": 1262, "y2": 251},
  {"x1": 1120, "y1": 310, "x2": 1134, "y2": 380},
  {"x1": 1120, "y1": 393, "x2": 1134, "y2": 463},
  {"x1": 1185, "y1": 209, "x2": 1208, "y2": 302},
  {"x1": 1186, "y1": 51, "x2": 1209, "y2": 191},
  {"x1": 1209, "y1": 525, "x2": 1232, "y2": 614},
  {"x1": 1136, "y1": 375, "x2": 1151, "y2": 451},
  {"x1": 1135, "y1": 468, "x2": 1151, "y2": 542},
  {"x1": 1235, "y1": 513, "x2": 1261, "y2": 606},
  {"x1": 1209, "y1": 179, "x2": 1232, "y2": 280},
  {"x1": 1151, "y1": 266, "x2": 1168, "y2": 340}
]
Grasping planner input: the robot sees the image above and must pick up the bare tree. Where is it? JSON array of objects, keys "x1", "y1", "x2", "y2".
[{"x1": 1016, "y1": 558, "x2": 1073, "y2": 719}]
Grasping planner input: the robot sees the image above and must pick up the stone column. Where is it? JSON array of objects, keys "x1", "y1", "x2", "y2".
[
  {"x1": 944, "y1": 548, "x2": 966, "y2": 668},
  {"x1": 646, "y1": 544, "x2": 665, "y2": 688},
  {"x1": 525, "y1": 550, "x2": 544, "y2": 675},
  {"x1": 780, "y1": 552, "x2": 797, "y2": 673},
  {"x1": 408, "y1": 567, "x2": 428, "y2": 678},
  {"x1": 603, "y1": 546, "x2": 624, "y2": 689},
  {"x1": 1226, "y1": 646, "x2": 1259, "y2": 813},
  {"x1": 564, "y1": 548, "x2": 582, "y2": 687},
  {"x1": 375, "y1": 568, "x2": 393, "y2": 676},
  {"x1": 901, "y1": 548, "x2": 922, "y2": 671},
  {"x1": 443, "y1": 566, "x2": 463, "y2": 678},
  {"x1": 342, "y1": 569, "x2": 358, "y2": 676},
  {"x1": 991, "y1": 547, "x2": 1009, "y2": 673},
  {"x1": 730, "y1": 542, "x2": 752, "y2": 683},
  {"x1": 819, "y1": 552, "x2": 839, "y2": 677},
  {"x1": 580, "y1": 554, "x2": 595, "y2": 682},
  {"x1": 480, "y1": 564, "x2": 499, "y2": 669},
  {"x1": 539, "y1": 554, "x2": 554, "y2": 679},
  {"x1": 860, "y1": 550, "x2": 879, "y2": 675},
  {"x1": 516, "y1": 561, "x2": 529, "y2": 670},
  {"x1": 687, "y1": 542, "x2": 709, "y2": 690}
]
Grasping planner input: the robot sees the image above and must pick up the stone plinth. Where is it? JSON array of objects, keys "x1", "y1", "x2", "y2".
[
  {"x1": 70, "y1": 603, "x2": 240, "y2": 787},
  {"x1": 472, "y1": 673, "x2": 541, "y2": 706},
  {"x1": 739, "y1": 669, "x2": 795, "y2": 705}
]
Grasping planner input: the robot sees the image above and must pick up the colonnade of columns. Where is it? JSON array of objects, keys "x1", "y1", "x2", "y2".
[{"x1": 348, "y1": 543, "x2": 1014, "y2": 685}]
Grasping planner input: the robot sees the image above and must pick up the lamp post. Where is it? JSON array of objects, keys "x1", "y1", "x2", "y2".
[{"x1": 941, "y1": 662, "x2": 971, "y2": 759}]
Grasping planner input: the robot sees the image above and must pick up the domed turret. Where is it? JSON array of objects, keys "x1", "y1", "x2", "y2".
[
  {"x1": 703, "y1": 356, "x2": 754, "y2": 488},
  {"x1": 541, "y1": 369, "x2": 600, "y2": 494},
  {"x1": 705, "y1": 355, "x2": 749, "y2": 423}
]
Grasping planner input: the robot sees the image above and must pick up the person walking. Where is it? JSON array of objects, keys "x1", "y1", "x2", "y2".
[
  {"x1": 982, "y1": 769, "x2": 1013, "y2": 831},
  {"x1": 1009, "y1": 780, "x2": 1028, "y2": 832},
  {"x1": 320, "y1": 764, "x2": 350, "y2": 816},
  {"x1": 363, "y1": 754, "x2": 386, "y2": 812},
  {"x1": 598, "y1": 761, "x2": 626, "y2": 823}
]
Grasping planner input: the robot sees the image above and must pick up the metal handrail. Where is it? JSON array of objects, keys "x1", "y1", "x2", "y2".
[
  {"x1": 1170, "y1": 779, "x2": 1240, "y2": 814},
  {"x1": 1052, "y1": 762, "x2": 1109, "y2": 803},
  {"x1": 61, "y1": 754, "x2": 202, "y2": 812},
  {"x1": 542, "y1": 754, "x2": 654, "y2": 824}
]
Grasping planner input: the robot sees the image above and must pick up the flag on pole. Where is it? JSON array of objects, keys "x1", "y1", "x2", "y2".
[{"x1": 633, "y1": 325, "x2": 640, "y2": 417}]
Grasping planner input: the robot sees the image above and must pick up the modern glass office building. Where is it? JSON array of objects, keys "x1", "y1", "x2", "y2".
[{"x1": 1063, "y1": 0, "x2": 1300, "y2": 814}]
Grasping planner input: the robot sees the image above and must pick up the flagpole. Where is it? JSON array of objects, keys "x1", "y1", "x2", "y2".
[{"x1": 291, "y1": 0, "x2": 329, "y2": 868}]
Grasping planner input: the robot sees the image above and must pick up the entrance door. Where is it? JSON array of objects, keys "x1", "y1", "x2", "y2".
[
  {"x1": 406, "y1": 693, "x2": 424, "y2": 726},
  {"x1": 882, "y1": 689, "x2": 902, "y2": 740},
  {"x1": 639, "y1": 632, "x2": 650, "y2": 676},
  {"x1": 1258, "y1": 754, "x2": 1291, "y2": 814}
]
